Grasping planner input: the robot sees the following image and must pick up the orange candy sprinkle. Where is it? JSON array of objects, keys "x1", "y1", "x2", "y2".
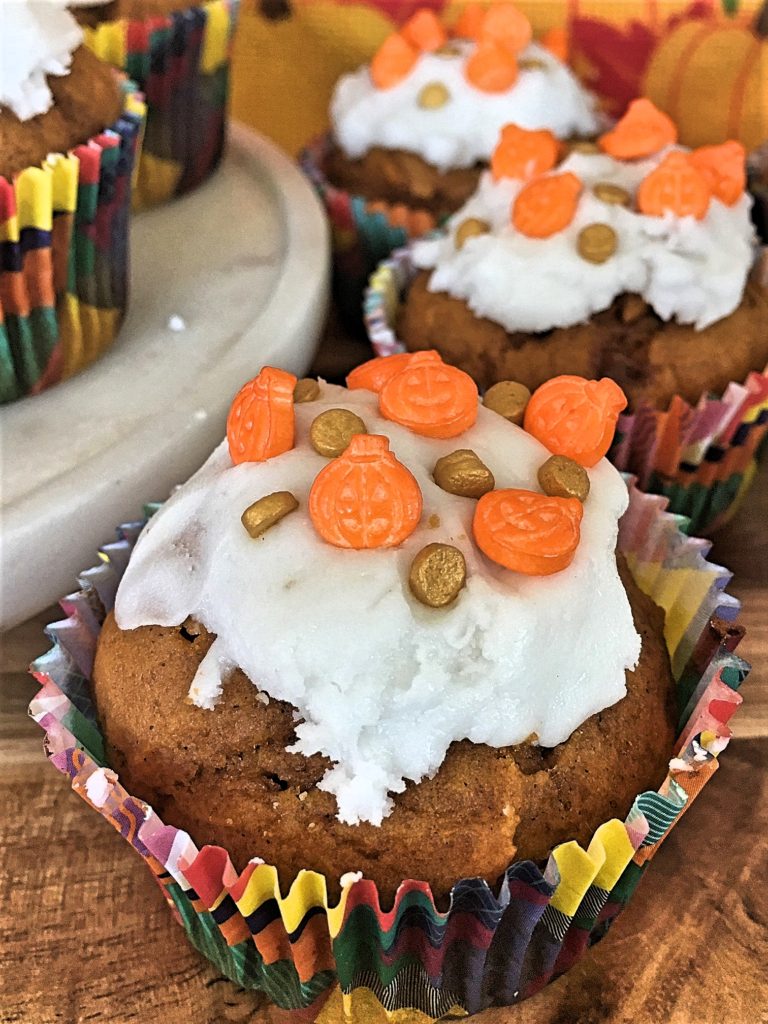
[
  {"x1": 379, "y1": 351, "x2": 478, "y2": 438},
  {"x1": 689, "y1": 141, "x2": 746, "y2": 207},
  {"x1": 512, "y1": 172, "x2": 582, "y2": 238},
  {"x1": 598, "y1": 98, "x2": 677, "y2": 160},
  {"x1": 481, "y1": 3, "x2": 532, "y2": 53},
  {"x1": 309, "y1": 434, "x2": 423, "y2": 549},
  {"x1": 637, "y1": 151, "x2": 711, "y2": 220},
  {"x1": 371, "y1": 33, "x2": 418, "y2": 89},
  {"x1": 346, "y1": 351, "x2": 441, "y2": 393},
  {"x1": 541, "y1": 25, "x2": 568, "y2": 62},
  {"x1": 465, "y1": 40, "x2": 518, "y2": 92},
  {"x1": 523, "y1": 375, "x2": 628, "y2": 468},
  {"x1": 491, "y1": 124, "x2": 559, "y2": 182},
  {"x1": 227, "y1": 366, "x2": 297, "y2": 465},
  {"x1": 401, "y1": 8, "x2": 447, "y2": 52},
  {"x1": 453, "y1": 3, "x2": 486, "y2": 40},
  {"x1": 473, "y1": 488, "x2": 583, "y2": 575}
]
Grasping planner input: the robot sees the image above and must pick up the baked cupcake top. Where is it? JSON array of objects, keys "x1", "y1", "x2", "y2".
[
  {"x1": 115, "y1": 356, "x2": 640, "y2": 825},
  {"x1": 331, "y1": 5, "x2": 599, "y2": 173},
  {"x1": 411, "y1": 100, "x2": 756, "y2": 333}
]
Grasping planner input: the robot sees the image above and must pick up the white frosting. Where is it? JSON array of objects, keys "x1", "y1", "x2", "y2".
[
  {"x1": 0, "y1": 1, "x2": 85, "y2": 121},
  {"x1": 115, "y1": 384, "x2": 640, "y2": 826},
  {"x1": 412, "y1": 146, "x2": 756, "y2": 332},
  {"x1": 331, "y1": 42, "x2": 599, "y2": 172}
]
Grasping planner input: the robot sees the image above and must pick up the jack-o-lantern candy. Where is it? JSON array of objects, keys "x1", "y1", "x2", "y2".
[
  {"x1": 524, "y1": 376, "x2": 627, "y2": 468},
  {"x1": 309, "y1": 434, "x2": 423, "y2": 549},
  {"x1": 598, "y1": 98, "x2": 677, "y2": 160},
  {"x1": 491, "y1": 124, "x2": 559, "y2": 182},
  {"x1": 371, "y1": 33, "x2": 419, "y2": 90},
  {"x1": 227, "y1": 366, "x2": 297, "y2": 465},
  {"x1": 346, "y1": 351, "x2": 441, "y2": 394},
  {"x1": 637, "y1": 152, "x2": 711, "y2": 221},
  {"x1": 473, "y1": 488, "x2": 583, "y2": 575},
  {"x1": 688, "y1": 141, "x2": 746, "y2": 208},
  {"x1": 379, "y1": 351, "x2": 478, "y2": 438}
]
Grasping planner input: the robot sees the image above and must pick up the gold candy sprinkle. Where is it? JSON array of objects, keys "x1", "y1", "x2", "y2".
[
  {"x1": 418, "y1": 81, "x2": 451, "y2": 109},
  {"x1": 241, "y1": 491, "x2": 299, "y2": 538},
  {"x1": 577, "y1": 223, "x2": 617, "y2": 264},
  {"x1": 537, "y1": 455, "x2": 590, "y2": 503},
  {"x1": 294, "y1": 378, "x2": 320, "y2": 403},
  {"x1": 455, "y1": 217, "x2": 491, "y2": 250},
  {"x1": 409, "y1": 543, "x2": 467, "y2": 608},
  {"x1": 518, "y1": 57, "x2": 547, "y2": 71},
  {"x1": 593, "y1": 181, "x2": 631, "y2": 207},
  {"x1": 433, "y1": 449, "x2": 495, "y2": 499},
  {"x1": 483, "y1": 380, "x2": 532, "y2": 425},
  {"x1": 569, "y1": 140, "x2": 601, "y2": 155},
  {"x1": 310, "y1": 408, "x2": 367, "y2": 458},
  {"x1": 435, "y1": 43, "x2": 462, "y2": 57}
]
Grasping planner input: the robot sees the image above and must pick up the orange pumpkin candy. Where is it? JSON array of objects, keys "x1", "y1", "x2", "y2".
[
  {"x1": 473, "y1": 489, "x2": 583, "y2": 575},
  {"x1": 371, "y1": 33, "x2": 418, "y2": 90},
  {"x1": 227, "y1": 366, "x2": 297, "y2": 465},
  {"x1": 309, "y1": 434, "x2": 423, "y2": 549},
  {"x1": 637, "y1": 151, "x2": 711, "y2": 220},
  {"x1": 379, "y1": 351, "x2": 478, "y2": 438},
  {"x1": 598, "y1": 98, "x2": 677, "y2": 160},
  {"x1": 346, "y1": 351, "x2": 441, "y2": 393},
  {"x1": 491, "y1": 124, "x2": 559, "y2": 182},
  {"x1": 689, "y1": 141, "x2": 746, "y2": 207},
  {"x1": 512, "y1": 172, "x2": 582, "y2": 238},
  {"x1": 481, "y1": 3, "x2": 533, "y2": 54},
  {"x1": 453, "y1": 2, "x2": 485, "y2": 40},
  {"x1": 465, "y1": 39, "x2": 518, "y2": 92},
  {"x1": 400, "y1": 9, "x2": 447, "y2": 52},
  {"x1": 524, "y1": 375, "x2": 628, "y2": 468}
]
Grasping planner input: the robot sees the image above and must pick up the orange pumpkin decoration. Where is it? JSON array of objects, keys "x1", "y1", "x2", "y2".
[
  {"x1": 637, "y1": 151, "x2": 711, "y2": 220},
  {"x1": 309, "y1": 434, "x2": 423, "y2": 549},
  {"x1": 481, "y1": 3, "x2": 533, "y2": 54},
  {"x1": 491, "y1": 124, "x2": 559, "y2": 182},
  {"x1": 523, "y1": 375, "x2": 628, "y2": 468},
  {"x1": 598, "y1": 98, "x2": 677, "y2": 160},
  {"x1": 346, "y1": 351, "x2": 442, "y2": 393},
  {"x1": 465, "y1": 40, "x2": 519, "y2": 92},
  {"x1": 512, "y1": 172, "x2": 582, "y2": 238},
  {"x1": 689, "y1": 141, "x2": 746, "y2": 207},
  {"x1": 401, "y1": 9, "x2": 447, "y2": 52},
  {"x1": 379, "y1": 351, "x2": 478, "y2": 438},
  {"x1": 371, "y1": 33, "x2": 418, "y2": 89},
  {"x1": 453, "y1": 3, "x2": 487, "y2": 41},
  {"x1": 473, "y1": 489, "x2": 583, "y2": 575},
  {"x1": 541, "y1": 25, "x2": 568, "y2": 63},
  {"x1": 227, "y1": 366, "x2": 297, "y2": 465}
]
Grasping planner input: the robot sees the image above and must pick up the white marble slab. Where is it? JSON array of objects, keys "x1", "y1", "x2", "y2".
[{"x1": 0, "y1": 122, "x2": 330, "y2": 630}]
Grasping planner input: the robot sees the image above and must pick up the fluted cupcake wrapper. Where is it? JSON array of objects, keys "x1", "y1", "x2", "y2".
[
  {"x1": 84, "y1": 0, "x2": 239, "y2": 211},
  {"x1": 29, "y1": 478, "x2": 747, "y2": 1020},
  {"x1": 0, "y1": 86, "x2": 145, "y2": 405},
  {"x1": 365, "y1": 246, "x2": 768, "y2": 536}
]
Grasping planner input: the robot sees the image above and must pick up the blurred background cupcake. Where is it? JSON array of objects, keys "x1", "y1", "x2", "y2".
[
  {"x1": 0, "y1": 0, "x2": 145, "y2": 404},
  {"x1": 71, "y1": 0, "x2": 239, "y2": 209}
]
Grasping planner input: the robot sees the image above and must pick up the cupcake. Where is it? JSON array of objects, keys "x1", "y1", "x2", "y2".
[
  {"x1": 32, "y1": 353, "x2": 748, "y2": 1016},
  {"x1": 0, "y1": 0, "x2": 144, "y2": 404},
  {"x1": 301, "y1": 3, "x2": 599, "y2": 320},
  {"x1": 72, "y1": 0, "x2": 239, "y2": 209},
  {"x1": 367, "y1": 101, "x2": 768, "y2": 533}
]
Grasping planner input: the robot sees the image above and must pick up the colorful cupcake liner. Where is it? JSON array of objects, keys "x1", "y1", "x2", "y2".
[
  {"x1": 29, "y1": 479, "x2": 747, "y2": 1021},
  {"x1": 0, "y1": 86, "x2": 145, "y2": 405},
  {"x1": 84, "y1": 0, "x2": 239, "y2": 210},
  {"x1": 365, "y1": 247, "x2": 768, "y2": 536}
]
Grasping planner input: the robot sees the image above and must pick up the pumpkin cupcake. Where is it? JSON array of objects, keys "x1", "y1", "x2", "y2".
[
  {"x1": 0, "y1": 0, "x2": 144, "y2": 403},
  {"x1": 33, "y1": 352, "x2": 748, "y2": 1018},
  {"x1": 367, "y1": 101, "x2": 768, "y2": 533}
]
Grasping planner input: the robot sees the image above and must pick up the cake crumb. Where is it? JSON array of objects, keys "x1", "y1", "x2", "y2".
[
  {"x1": 168, "y1": 314, "x2": 187, "y2": 332},
  {"x1": 298, "y1": 791, "x2": 307, "y2": 802},
  {"x1": 307, "y1": 822, "x2": 317, "y2": 831},
  {"x1": 428, "y1": 513, "x2": 441, "y2": 529}
]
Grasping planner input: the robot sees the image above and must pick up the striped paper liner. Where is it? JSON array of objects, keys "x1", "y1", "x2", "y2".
[
  {"x1": 84, "y1": 0, "x2": 239, "y2": 211},
  {"x1": 365, "y1": 246, "x2": 768, "y2": 536},
  {"x1": 0, "y1": 86, "x2": 145, "y2": 405},
  {"x1": 29, "y1": 479, "x2": 747, "y2": 1020}
]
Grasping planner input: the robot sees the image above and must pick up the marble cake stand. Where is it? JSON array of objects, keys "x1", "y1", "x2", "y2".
[{"x1": 0, "y1": 122, "x2": 330, "y2": 630}]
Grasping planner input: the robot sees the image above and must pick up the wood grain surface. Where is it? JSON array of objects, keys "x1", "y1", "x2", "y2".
[{"x1": 1, "y1": 325, "x2": 766, "y2": 1023}]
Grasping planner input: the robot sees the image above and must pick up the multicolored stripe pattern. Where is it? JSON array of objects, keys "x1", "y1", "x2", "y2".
[
  {"x1": 0, "y1": 88, "x2": 145, "y2": 405},
  {"x1": 30, "y1": 482, "x2": 748, "y2": 1020},
  {"x1": 364, "y1": 246, "x2": 768, "y2": 536},
  {"x1": 84, "y1": 0, "x2": 239, "y2": 211}
]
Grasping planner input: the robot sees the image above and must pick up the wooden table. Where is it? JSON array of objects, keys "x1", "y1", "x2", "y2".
[{"x1": 2, "y1": 328, "x2": 766, "y2": 1023}]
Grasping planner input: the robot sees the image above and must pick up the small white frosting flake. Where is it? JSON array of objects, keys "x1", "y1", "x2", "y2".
[
  {"x1": 115, "y1": 384, "x2": 641, "y2": 826},
  {"x1": 0, "y1": 1, "x2": 85, "y2": 122},
  {"x1": 411, "y1": 146, "x2": 756, "y2": 332},
  {"x1": 331, "y1": 42, "x2": 599, "y2": 172}
]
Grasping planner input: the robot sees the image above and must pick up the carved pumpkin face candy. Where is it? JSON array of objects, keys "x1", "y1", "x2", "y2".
[
  {"x1": 473, "y1": 488, "x2": 584, "y2": 575},
  {"x1": 227, "y1": 366, "x2": 297, "y2": 465},
  {"x1": 379, "y1": 351, "x2": 479, "y2": 438},
  {"x1": 524, "y1": 376, "x2": 628, "y2": 468}
]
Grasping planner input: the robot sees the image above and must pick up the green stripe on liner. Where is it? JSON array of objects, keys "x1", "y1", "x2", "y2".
[{"x1": 0, "y1": 320, "x2": 22, "y2": 403}]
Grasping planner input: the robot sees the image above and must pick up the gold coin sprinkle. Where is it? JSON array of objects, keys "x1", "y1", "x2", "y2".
[
  {"x1": 537, "y1": 455, "x2": 590, "y2": 503},
  {"x1": 569, "y1": 140, "x2": 601, "y2": 155},
  {"x1": 577, "y1": 223, "x2": 617, "y2": 264},
  {"x1": 593, "y1": 181, "x2": 631, "y2": 207},
  {"x1": 241, "y1": 491, "x2": 299, "y2": 538},
  {"x1": 294, "y1": 378, "x2": 320, "y2": 403},
  {"x1": 409, "y1": 543, "x2": 467, "y2": 608},
  {"x1": 455, "y1": 217, "x2": 491, "y2": 251},
  {"x1": 310, "y1": 408, "x2": 367, "y2": 458},
  {"x1": 417, "y1": 81, "x2": 451, "y2": 109},
  {"x1": 433, "y1": 449, "x2": 495, "y2": 499},
  {"x1": 483, "y1": 380, "x2": 532, "y2": 425},
  {"x1": 518, "y1": 57, "x2": 547, "y2": 71},
  {"x1": 435, "y1": 43, "x2": 463, "y2": 57}
]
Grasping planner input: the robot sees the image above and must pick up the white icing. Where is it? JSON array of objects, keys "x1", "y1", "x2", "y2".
[
  {"x1": 115, "y1": 384, "x2": 640, "y2": 826},
  {"x1": 331, "y1": 42, "x2": 599, "y2": 172},
  {"x1": 0, "y1": 1, "x2": 84, "y2": 121},
  {"x1": 411, "y1": 146, "x2": 756, "y2": 332}
]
